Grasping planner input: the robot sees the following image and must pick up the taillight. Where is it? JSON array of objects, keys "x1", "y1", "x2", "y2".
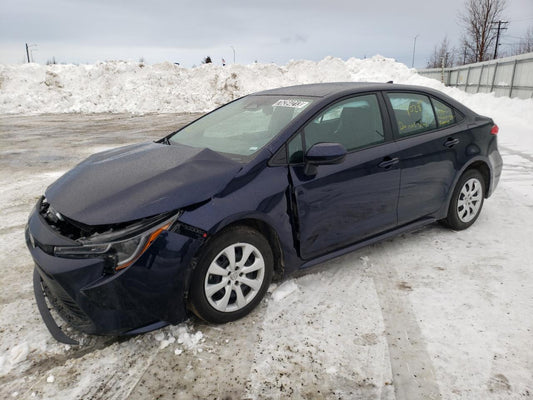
[{"x1": 490, "y1": 124, "x2": 499, "y2": 135}]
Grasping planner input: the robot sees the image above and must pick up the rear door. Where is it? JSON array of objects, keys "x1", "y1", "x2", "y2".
[
  {"x1": 288, "y1": 93, "x2": 400, "y2": 260},
  {"x1": 384, "y1": 92, "x2": 469, "y2": 225}
]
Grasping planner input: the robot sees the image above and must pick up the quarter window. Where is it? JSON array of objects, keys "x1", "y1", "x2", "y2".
[
  {"x1": 387, "y1": 93, "x2": 437, "y2": 137},
  {"x1": 431, "y1": 98, "x2": 456, "y2": 128},
  {"x1": 288, "y1": 133, "x2": 304, "y2": 163},
  {"x1": 302, "y1": 94, "x2": 385, "y2": 153}
]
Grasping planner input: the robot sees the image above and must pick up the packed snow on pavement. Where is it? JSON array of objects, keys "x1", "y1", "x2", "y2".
[{"x1": 0, "y1": 56, "x2": 532, "y2": 399}]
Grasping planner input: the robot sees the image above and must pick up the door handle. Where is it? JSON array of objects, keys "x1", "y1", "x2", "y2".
[
  {"x1": 378, "y1": 157, "x2": 399, "y2": 169},
  {"x1": 444, "y1": 137, "x2": 460, "y2": 148}
]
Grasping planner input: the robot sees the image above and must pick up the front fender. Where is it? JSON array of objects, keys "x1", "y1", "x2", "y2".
[{"x1": 178, "y1": 165, "x2": 301, "y2": 278}]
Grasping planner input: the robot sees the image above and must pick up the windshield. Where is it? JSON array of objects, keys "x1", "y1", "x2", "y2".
[{"x1": 169, "y1": 95, "x2": 314, "y2": 161}]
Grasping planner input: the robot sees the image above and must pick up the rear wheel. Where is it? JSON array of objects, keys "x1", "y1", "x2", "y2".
[
  {"x1": 189, "y1": 226, "x2": 273, "y2": 323},
  {"x1": 442, "y1": 169, "x2": 485, "y2": 230}
]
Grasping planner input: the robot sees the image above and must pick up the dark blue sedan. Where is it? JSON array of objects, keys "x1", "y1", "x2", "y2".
[{"x1": 25, "y1": 82, "x2": 502, "y2": 343}]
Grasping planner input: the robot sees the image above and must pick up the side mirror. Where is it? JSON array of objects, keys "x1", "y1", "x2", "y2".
[{"x1": 304, "y1": 142, "x2": 347, "y2": 175}]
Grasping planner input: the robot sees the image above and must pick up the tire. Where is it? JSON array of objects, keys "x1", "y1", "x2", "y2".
[
  {"x1": 442, "y1": 169, "x2": 485, "y2": 230},
  {"x1": 189, "y1": 226, "x2": 273, "y2": 323}
]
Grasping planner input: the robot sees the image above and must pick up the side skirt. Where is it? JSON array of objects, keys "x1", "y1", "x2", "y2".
[
  {"x1": 298, "y1": 217, "x2": 435, "y2": 270},
  {"x1": 124, "y1": 321, "x2": 169, "y2": 335}
]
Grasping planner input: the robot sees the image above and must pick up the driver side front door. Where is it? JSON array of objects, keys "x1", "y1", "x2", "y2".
[{"x1": 288, "y1": 93, "x2": 400, "y2": 260}]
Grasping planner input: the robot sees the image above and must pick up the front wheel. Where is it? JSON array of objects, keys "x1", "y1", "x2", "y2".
[
  {"x1": 442, "y1": 169, "x2": 485, "y2": 230},
  {"x1": 189, "y1": 226, "x2": 273, "y2": 323}
]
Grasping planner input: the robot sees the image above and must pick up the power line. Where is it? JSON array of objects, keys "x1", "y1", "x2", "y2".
[{"x1": 507, "y1": 17, "x2": 533, "y2": 23}]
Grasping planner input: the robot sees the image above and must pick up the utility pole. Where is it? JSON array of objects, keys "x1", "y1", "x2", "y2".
[
  {"x1": 411, "y1": 34, "x2": 419, "y2": 67},
  {"x1": 492, "y1": 20, "x2": 508, "y2": 59},
  {"x1": 230, "y1": 45, "x2": 236, "y2": 64},
  {"x1": 441, "y1": 56, "x2": 445, "y2": 83},
  {"x1": 25, "y1": 43, "x2": 37, "y2": 63}
]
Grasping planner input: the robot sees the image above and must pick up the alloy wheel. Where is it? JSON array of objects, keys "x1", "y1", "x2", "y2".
[
  {"x1": 457, "y1": 178, "x2": 482, "y2": 223},
  {"x1": 204, "y1": 243, "x2": 265, "y2": 313}
]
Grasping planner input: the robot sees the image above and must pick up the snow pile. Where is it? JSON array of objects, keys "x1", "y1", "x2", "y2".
[
  {"x1": 0, "y1": 55, "x2": 452, "y2": 114},
  {"x1": 270, "y1": 280, "x2": 299, "y2": 302},
  {"x1": 170, "y1": 325, "x2": 204, "y2": 350},
  {"x1": 154, "y1": 325, "x2": 205, "y2": 353},
  {"x1": 1, "y1": 55, "x2": 531, "y2": 146}
]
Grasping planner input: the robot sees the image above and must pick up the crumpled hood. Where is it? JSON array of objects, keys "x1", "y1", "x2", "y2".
[{"x1": 45, "y1": 142, "x2": 242, "y2": 225}]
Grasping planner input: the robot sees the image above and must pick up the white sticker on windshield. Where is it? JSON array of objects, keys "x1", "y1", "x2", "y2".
[{"x1": 273, "y1": 99, "x2": 310, "y2": 109}]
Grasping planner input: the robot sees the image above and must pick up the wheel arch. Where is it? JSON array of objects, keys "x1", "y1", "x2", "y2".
[
  {"x1": 187, "y1": 214, "x2": 285, "y2": 291},
  {"x1": 217, "y1": 218, "x2": 285, "y2": 281},
  {"x1": 439, "y1": 157, "x2": 492, "y2": 220},
  {"x1": 465, "y1": 160, "x2": 491, "y2": 198}
]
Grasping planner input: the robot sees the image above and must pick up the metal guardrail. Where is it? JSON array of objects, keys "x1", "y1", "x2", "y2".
[{"x1": 417, "y1": 52, "x2": 533, "y2": 99}]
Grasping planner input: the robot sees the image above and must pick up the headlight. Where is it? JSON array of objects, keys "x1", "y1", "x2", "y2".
[{"x1": 54, "y1": 213, "x2": 179, "y2": 271}]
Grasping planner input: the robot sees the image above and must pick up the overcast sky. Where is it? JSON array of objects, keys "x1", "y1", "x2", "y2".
[{"x1": 1, "y1": 0, "x2": 532, "y2": 68}]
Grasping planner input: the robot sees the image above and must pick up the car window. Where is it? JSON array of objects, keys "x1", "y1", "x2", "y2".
[
  {"x1": 318, "y1": 99, "x2": 372, "y2": 122},
  {"x1": 387, "y1": 93, "x2": 437, "y2": 137},
  {"x1": 203, "y1": 108, "x2": 270, "y2": 138},
  {"x1": 169, "y1": 95, "x2": 314, "y2": 161},
  {"x1": 302, "y1": 94, "x2": 385, "y2": 153},
  {"x1": 431, "y1": 97, "x2": 456, "y2": 128}
]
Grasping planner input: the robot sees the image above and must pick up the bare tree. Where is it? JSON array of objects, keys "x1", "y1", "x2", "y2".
[
  {"x1": 513, "y1": 26, "x2": 533, "y2": 55},
  {"x1": 459, "y1": 0, "x2": 507, "y2": 63},
  {"x1": 427, "y1": 37, "x2": 455, "y2": 68}
]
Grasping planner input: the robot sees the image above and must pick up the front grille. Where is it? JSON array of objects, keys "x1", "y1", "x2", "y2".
[{"x1": 41, "y1": 278, "x2": 92, "y2": 331}]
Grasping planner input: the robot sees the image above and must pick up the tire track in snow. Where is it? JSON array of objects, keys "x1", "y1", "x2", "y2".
[
  {"x1": 480, "y1": 177, "x2": 533, "y2": 398},
  {"x1": 125, "y1": 316, "x2": 267, "y2": 399},
  {"x1": 499, "y1": 145, "x2": 533, "y2": 165},
  {"x1": 245, "y1": 258, "x2": 395, "y2": 399},
  {"x1": 369, "y1": 247, "x2": 442, "y2": 400}
]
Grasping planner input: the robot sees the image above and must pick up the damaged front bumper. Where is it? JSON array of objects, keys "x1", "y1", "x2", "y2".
[{"x1": 26, "y1": 199, "x2": 205, "y2": 343}]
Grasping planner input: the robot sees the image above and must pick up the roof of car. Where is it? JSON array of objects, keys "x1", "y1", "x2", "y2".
[
  {"x1": 254, "y1": 82, "x2": 410, "y2": 97},
  {"x1": 253, "y1": 82, "x2": 475, "y2": 117}
]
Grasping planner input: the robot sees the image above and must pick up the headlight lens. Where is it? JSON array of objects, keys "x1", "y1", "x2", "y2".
[
  {"x1": 54, "y1": 214, "x2": 178, "y2": 271},
  {"x1": 111, "y1": 237, "x2": 144, "y2": 268}
]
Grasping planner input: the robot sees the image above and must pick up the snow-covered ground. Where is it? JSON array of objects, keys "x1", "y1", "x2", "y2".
[{"x1": 0, "y1": 57, "x2": 532, "y2": 399}]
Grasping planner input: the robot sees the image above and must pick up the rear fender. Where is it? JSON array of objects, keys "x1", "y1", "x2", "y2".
[{"x1": 437, "y1": 156, "x2": 493, "y2": 220}]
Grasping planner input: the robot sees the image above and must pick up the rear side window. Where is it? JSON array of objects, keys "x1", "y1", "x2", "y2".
[
  {"x1": 387, "y1": 93, "x2": 437, "y2": 137},
  {"x1": 431, "y1": 98, "x2": 456, "y2": 128}
]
